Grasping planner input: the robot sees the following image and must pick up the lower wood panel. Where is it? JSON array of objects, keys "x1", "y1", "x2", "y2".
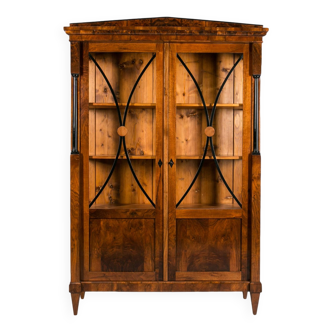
[
  {"x1": 89, "y1": 218, "x2": 155, "y2": 273},
  {"x1": 176, "y1": 218, "x2": 241, "y2": 273}
]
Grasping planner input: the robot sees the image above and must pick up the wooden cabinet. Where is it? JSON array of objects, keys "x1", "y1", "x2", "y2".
[{"x1": 64, "y1": 17, "x2": 268, "y2": 315}]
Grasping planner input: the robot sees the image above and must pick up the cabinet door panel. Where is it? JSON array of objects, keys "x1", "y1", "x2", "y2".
[
  {"x1": 89, "y1": 218, "x2": 154, "y2": 273},
  {"x1": 176, "y1": 219, "x2": 241, "y2": 273},
  {"x1": 168, "y1": 43, "x2": 250, "y2": 281}
]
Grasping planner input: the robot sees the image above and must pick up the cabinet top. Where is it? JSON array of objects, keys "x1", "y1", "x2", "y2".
[{"x1": 64, "y1": 17, "x2": 268, "y2": 43}]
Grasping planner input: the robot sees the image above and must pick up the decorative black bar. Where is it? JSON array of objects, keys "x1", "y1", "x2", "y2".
[
  {"x1": 210, "y1": 54, "x2": 243, "y2": 126},
  {"x1": 89, "y1": 54, "x2": 122, "y2": 125},
  {"x1": 169, "y1": 159, "x2": 174, "y2": 168},
  {"x1": 158, "y1": 159, "x2": 163, "y2": 167},
  {"x1": 71, "y1": 74, "x2": 79, "y2": 154},
  {"x1": 253, "y1": 75, "x2": 260, "y2": 155}
]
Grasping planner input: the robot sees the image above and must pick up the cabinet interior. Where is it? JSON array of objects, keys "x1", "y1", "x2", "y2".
[{"x1": 88, "y1": 52, "x2": 243, "y2": 209}]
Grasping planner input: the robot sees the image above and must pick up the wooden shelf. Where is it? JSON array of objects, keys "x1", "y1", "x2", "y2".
[
  {"x1": 176, "y1": 103, "x2": 243, "y2": 109},
  {"x1": 89, "y1": 103, "x2": 156, "y2": 109},
  {"x1": 89, "y1": 103, "x2": 243, "y2": 110},
  {"x1": 90, "y1": 203, "x2": 155, "y2": 219},
  {"x1": 176, "y1": 203, "x2": 242, "y2": 219},
  {"x1": 90, "y1": 155, "x2": 241, "y2": 160},
  {"x1": 89, "y1": 155, "x2": 156, "y2": 160},
  {"x1": 177, "y1": 155, "x2": 242, "y2": 160},
  {"x1": 91, "y1": 203, "x2": 155, "y2": 210}
]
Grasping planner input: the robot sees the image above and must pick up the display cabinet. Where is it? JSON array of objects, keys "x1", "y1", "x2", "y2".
[{"x1": 64, "y1": 17, "x2": 268, "y2": 315}]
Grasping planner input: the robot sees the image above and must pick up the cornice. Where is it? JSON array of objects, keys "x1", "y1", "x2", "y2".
[{"x1": 63, "y1": 16, "x2": 270, "y2": 40}]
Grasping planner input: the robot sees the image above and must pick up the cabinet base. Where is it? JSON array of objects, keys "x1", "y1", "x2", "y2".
[
  {"x1": 80, "y1": 280, "x2": 250, "y2": 292},
  {"x1": 70, "y1": 281, "x2": 262, "y2": 315}
]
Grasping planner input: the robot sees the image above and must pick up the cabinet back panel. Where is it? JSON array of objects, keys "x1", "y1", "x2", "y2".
[
  {"x1": 176, "y1": 159, "x2": 241, "y2": 205},
  {"x1": 176, "y1": 218, "x2": 241, "y2": 272},
  {"x1": 92, "y1": 52, "x2": 156, "y2": 103},
  {"x1": 92, "y1": 159, "x2": 154, "y2": 205},
  {"x1": 89, "y1": 218, "x2": 154, "y2": 272}
]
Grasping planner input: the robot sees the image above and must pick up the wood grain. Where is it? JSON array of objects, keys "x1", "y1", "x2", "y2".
[
  {"x1": 168, "y1": 43, "x2": 177, "y2": 280},
  {"x1": 70, "y1": 154, "x2": 81, "y2": 284},
  {"x1": 176, "y1": 206, "x2": 241, "y2": 219},
  {"x1": 81, "y1": 281, "x2": 249, "y2": 292},
  {"x1": 87, "y1": 272, "x2": 156, "y2": 281},
  {"x1": 117, "y1": 126, "x2": 128, "y2": 137},
  {"x1": 204, "y1": 126, "x2": 215, "y2": 137},
  {"x1": 241, "y1": 45, "x2": 251, "y2": 281},
  {"x1": 163, "y1": 42, "x2": 170, "y2": 281},
  {"x1": 250, "y1": 43, "x2": 262, "y2": 76},
  {"x1": 233, "y1": 54, "x2": 243, "y2": 205},
  {"x1": 155, "y1": 43, "x2": 164, "y2": 280},
  {"x1": 81, "y1": 43, "x2": 90, "y2": 280},
  {"x1": 89, "y1": 219, "x2": 155, "y2": 273},
  {"x1": 216, "y1": 53, "x2": 234, "y2": 205},
  {"x1": 176, "y1": 219, "x2": 241, "y2": 273},
  {"x1": 89, "y1": 43, "x2": 157, "y2": 53},
  {"x1": 89, "y1": 204, "x2": 155, "y2": 219},
  {"x1": 89, "y1": 103, "x2": 156, "y2": 109},
  {"x1": 251, "y1": 154, "x2": 261, "y2": 282},
  {"x1": 175, "y1": 271, "x2": 241, "y2": 281}
]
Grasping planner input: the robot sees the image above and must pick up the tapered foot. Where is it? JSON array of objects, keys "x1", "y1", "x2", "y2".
[
  {"x1": 71, "y1": 293, "x2": 80, "y2": 315},
  {"x1": 243, "y1": 291, "x2": 248, "y2": 299},
  {"x1": 250, "y1": 292, "x2": 260, "y2": 315},
  {"x1": 81, "y1": 292, "x2": 85, "y2": 299}
]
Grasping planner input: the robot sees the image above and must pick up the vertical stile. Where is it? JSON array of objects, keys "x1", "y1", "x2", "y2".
[
  {"x1": 163, "y1": 43, "x2": 170, "y2": 281},
  {"x1": 81, "y1": 42, "x2": 90, "y2": 280},
  {"x1": 241, "y1": 44, "x2": 251, "y2": 281},
  {"x1": 168, "y1": 43, "x2": 177, "y2": 280}
]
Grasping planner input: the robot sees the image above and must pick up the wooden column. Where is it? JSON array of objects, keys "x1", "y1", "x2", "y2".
[
  {"x1": 250, "y1": 154, "x2": 261, "y2": 314},
  {"x1": 70, "y1": 153, "x2": 81, "y2": 315},
  {"x1": 69, "y1": 41, "x2": 82, "y2": 315}
]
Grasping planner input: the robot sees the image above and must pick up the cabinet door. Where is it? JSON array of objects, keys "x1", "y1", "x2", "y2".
[
  {"x1": 80, "y1": 43, "x2": 163, "y2": 281},
  {"x1": 167, "y1": 44, "x2": 251, "y2": 281}
]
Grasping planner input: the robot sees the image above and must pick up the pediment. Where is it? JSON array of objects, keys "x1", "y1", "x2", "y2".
[{"x1": 64, "y1": 17, "x2": 268, "y2": 40}]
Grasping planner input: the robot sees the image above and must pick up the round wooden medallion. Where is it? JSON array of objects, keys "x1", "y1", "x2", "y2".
[
  {"x1": 117, "y1": 126, "x2": 128, "y2": 137},
  {"x1": 204, "y1": 126, "x2": 215, "y2": 137}
]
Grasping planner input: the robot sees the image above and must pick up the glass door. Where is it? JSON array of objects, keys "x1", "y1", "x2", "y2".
[
  {"x1": 175, "y1": 52, "x2": 243, "y2": 208},
  {"x1": 82, "y1": 43, "x2": 163, "y2": 281},
  {"x1": 168, "y1": 43, "x2": 251, "y2": 281}
]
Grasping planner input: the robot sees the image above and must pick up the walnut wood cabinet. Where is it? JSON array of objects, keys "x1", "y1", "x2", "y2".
[{"x1": 64, "y1": 17, "x2": 268, "y2": 315}]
